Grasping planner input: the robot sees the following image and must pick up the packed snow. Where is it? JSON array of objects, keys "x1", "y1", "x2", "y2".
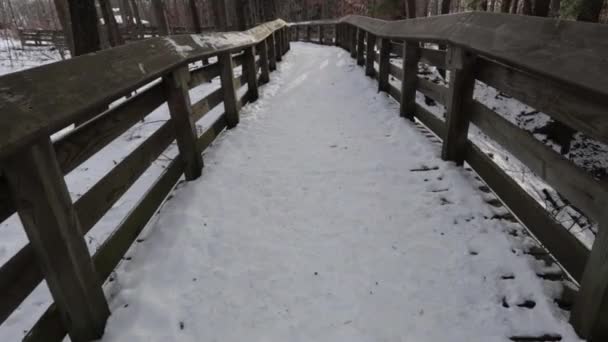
[{"x1": 95, "y1": 43, "x2": 581, "y2": 342}]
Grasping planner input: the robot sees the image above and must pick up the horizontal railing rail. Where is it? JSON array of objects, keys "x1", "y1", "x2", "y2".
[
  {"x1": 0, "y1": 20, "x2": 290, "y2": 342},
  {"x1": 293, "y1": 13, "x2": 608, "y2": 341}
]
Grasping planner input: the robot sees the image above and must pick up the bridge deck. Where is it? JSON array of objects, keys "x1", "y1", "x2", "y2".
[{"x1": 99, "y1": 43, "x2": 579, "y2": 341}]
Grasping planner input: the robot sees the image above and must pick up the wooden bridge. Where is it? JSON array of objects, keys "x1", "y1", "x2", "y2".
[{"x1": 1, "y1": 12, "x2": 607, "y2": 342}]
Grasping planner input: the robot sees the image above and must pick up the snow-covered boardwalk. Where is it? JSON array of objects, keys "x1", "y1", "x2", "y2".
[{"x1": 99, "y1": 43, "x2": 579, "y2": 342}]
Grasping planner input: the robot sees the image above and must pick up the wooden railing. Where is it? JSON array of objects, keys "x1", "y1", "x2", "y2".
[
  {"x1": 292, "y1": 12, "x2": 608, "y2": 341},
  {"x1": 0, "y1": 20, "x2": 290, "y2": 342}
]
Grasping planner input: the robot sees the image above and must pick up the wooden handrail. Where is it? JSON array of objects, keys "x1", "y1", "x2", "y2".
[
  {"x1": 293, "y1": 13, "x2": 608, "y2": 146},
  {"x1": 0, "y1": 19, "x2": 286, "y2": 161}
]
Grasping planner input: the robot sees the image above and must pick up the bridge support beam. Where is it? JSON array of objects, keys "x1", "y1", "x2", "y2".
[{"x1": 441, "y1": 45, "x2": 477, "y2": 165}]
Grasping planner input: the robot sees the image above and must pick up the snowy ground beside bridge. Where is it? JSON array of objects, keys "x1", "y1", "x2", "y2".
[{"x1": 94, "y1": 43, "x2": 581, "y2": 342}]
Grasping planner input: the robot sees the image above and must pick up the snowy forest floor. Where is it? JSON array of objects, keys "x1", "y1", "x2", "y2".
[{"x1": 88, "y1": 43, "x2": 581, "y2": 341}]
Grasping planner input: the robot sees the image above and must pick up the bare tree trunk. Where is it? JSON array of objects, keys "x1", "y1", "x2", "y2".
[
  {"x1": 510, "y1": 0, "x2": 520, "y2": 12},
  {"x1": 533, "y1": 0, "x2": 551, "y2": 16},
  {"x1": 407, "y1": 0, "x2": 417, "y2": 18},
  {"x1": 501, "y1": 0, "x2": 512, "y2": 12},
  {"x1": 522, "y1": 0, "x2": 532, "y2": 14},
  {"x1": 52, "y1": 0, "x2": 74, "y2": 55},
  {"x1": 549, "y1": 0, "x2": 560, "y2": 16},
  {"x1": 98, "y1": 0, "x2": 124, "y2": 46},
  {"x1": 131, "y1": 0, "x2": 143, "y2": 38},
  {"x1": 212, "y1": 0, "x2": 228, "y2": 29},
  {"x1": 440, "y1": 0, "x2": 451, "y2": 13},
  {"x1": 189, "y1": 0, "x2": 202, "y2": 32},
  {"x1": 152, "y1": 0, "x2": 170, "y2": 35},
  {"x1": 120, "y1": 0, "x2": 134, "y2": 38},
  {"x1": 577, "y1": 0, "x2": 604, "y2": 21},
  {"x1": 67, "y1": 0, "x2": 100, "y2": 56}
]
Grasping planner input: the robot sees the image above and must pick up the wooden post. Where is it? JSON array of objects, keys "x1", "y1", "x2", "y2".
[
  {"x1": 258, "y1": 39, "x2": 270, "y2": 84},
  {"x1": 218, "y1": 52, "x2": 239, "y2": 128},
  {"x1": 378, "y1": 38, "x2": 391, "y2": 93},
  {"x1": 334, "y1": 24, "x2": 340, "y2": 46},
  {"x1": 284, "y1": 27, "x2": 290, "y2": 52},
  {"x1": 306, "y1": 25, "x2": 311, "y2": 42},
  {"x1": 365, "y1": 32, "x2": 376, "y2": 77},
  {"x1": 3, "y1": 137, "x2": 110, "y2": 342},
  {"x1": 356, "y1": 28, "x2": 365, "y2": 65},
  {"x1": 163, "y1": 66, "x2": 204, "y2": 180},
  {"x1": 441, "y1": 45, "x2": 477, "y2": 165},
  {"x1": 244, "y1": 46, "x2": 259, "y2": 102},
  {"x1": 350, "y1": 26, "x2": 357, "y2": 59},
  {"x1": 275, "y1": 30, "x2": 283, "y2": 62},
  {"x1": 268, "y1": 33, "x2": 277, "y2": 71},
  {"x1": 400, "y1": 41, "x2": 421, "y2": 121},
  {"x1": 572, "y1": 217, "x2": 608, "y2": 341},
  {"x1": 319, "y1": 25, "x2": 324, "y2": 44}
]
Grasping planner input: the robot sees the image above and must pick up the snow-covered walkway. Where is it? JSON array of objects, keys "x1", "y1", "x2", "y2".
[{"x1": 99, "y1": 43, "x2": 579, "y2": 342}]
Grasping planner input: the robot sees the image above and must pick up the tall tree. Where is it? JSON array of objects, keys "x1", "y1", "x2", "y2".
[
  {"x1": 189, "y1": 0, "x2": 202, "y2": 32},
  {"x1": 441, "y1": 0, "x2": 451, "y2": 13},
  {"x1": 212, "y1": 0, "x2": 228, "y2": 29},
  {"x1": 406, "y1": 0, "x2": 417, "y2": 17},
  {"x1": 533, "y1": 0, "x2": 551, "y2": 16},
  {"x1": 131, "y1": 0, "x2": 144, "y2": 39},
  {"x1": 52, "y1": 0, "x2": 74, "y2": 54},
  {"x1": 152, "y1": 0, "x2": 170, "y2": 35},
  {"x1": 98, "y1": 0, "x2": 124, "y2": 46},
  {"x1": 577, "y1": 0, "x2": 604, "y2": 21},
  {"x1": 501, "y1": 0, "x2": 512, "y2": 12},
  {"x1": 67, "y1": 0, "x2": 100, "y2": 56}
]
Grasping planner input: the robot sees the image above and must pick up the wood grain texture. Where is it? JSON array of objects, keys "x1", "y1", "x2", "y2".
[
  {"x1": 0, "y1": 19, "x2": 287, "y2": 159},
  {"x1": 476, "y1": 57, "x2": 608, "y2": 146},
  {"x1": 470, "y1": 100, "x2": 608, "y2": 225},
  {"x1": 442, "y1": 46, "x2": 476, "y2": 165},
  {"x1": 3, "y1": 137, "x2": 109, "y2": 342},
  {"x1": 163, "y1": 67, "x2": 203, "y2": 180}
]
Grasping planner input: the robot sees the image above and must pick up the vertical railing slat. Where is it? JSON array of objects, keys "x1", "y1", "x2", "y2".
[{"x1": 400, "y1": 41, "x2": 421, "y2": 121}]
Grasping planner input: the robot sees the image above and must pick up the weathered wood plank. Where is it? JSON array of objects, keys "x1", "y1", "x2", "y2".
[
  {"x1": 470, "y1": 101, "x2": 608, "y2": 225},
  {"x1": 417, "y1": 77, "x2": 447, "y2": 104},
  {"x1": 163, "y1": 66, "x2": 204, "y2": 180},
  {"x1": 465, "y1": 143, "x2": 589, "y2": 282},
  {"x1": 3, "y1": 137, "x2": 109, "y2": 342},
  {"x1": 75, "y1": 121, "x2": 174, "y2": 232},
  {"x1": 218, "y1": 52, "x2": 239, "y2": 128},
  {"x1": 191, "y1": 87, "x2": 223, "y2": 122},
  {"x1": 56, "y1": 83, "x2": 166, "y2": 175},
  {"x1": 0, "y1": 246, "x2": 41, "y2": 325},
  {"x1": 378, "y1": 38, "x2": 391, "y2": 93},
  {"x1": 420, "y1": 47, "x2": 446, "y2": 69},
  {"x1": 0, "y1": 19, "x2": 288, "y2": 160},
  {"x1": 188, "y1": 62, "x2": 220, "y2": 89},
  {"x1": 441, "y1": 46, "x2": 476, "y2": 165},
  {"x1": 400, "y1": 42, "x2": 421, "y2": 120},
  {"x1": 476, "y1": 57, "x2": 608, "y2": 146}
]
